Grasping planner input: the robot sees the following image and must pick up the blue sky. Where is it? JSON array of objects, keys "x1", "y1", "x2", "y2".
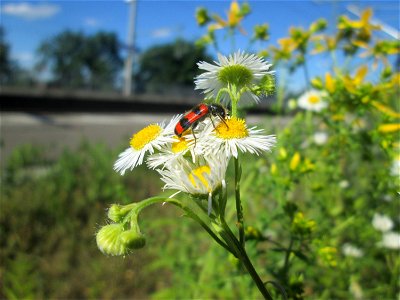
[{"x1": 1, "y1": 0, "x2": 399, "y2": 90}]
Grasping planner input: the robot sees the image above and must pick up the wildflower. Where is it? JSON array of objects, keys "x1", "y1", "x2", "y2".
[
  {"x1": 378, "y1": 123, "x2": 400, "y2": 133},
  {"x1": 290, "y1": 152, "x2": 301, "y2": 171},
  {"x1": 390, "y1": 156, "x2": 400, "y2": 177},
  {"x1": 381, "y1": 232, "x2": 400, "y2": 249},
  {"x1": 211, "y1": 1, "x2": 249, "y2": 32},
  {"x1": 297, "y1": 90, "x2": 328, "y2": 112},
  {"x1": 313, "y1": 131, "x2": 328, "y2": 145},
  {"x1": 339, "y1": 180, "x2": 350, "y2": 189},
  {"x1": 113, "y1": 115, "x2": 180, "y2": 175},
  {"x1": 157, "y1": 153, "x2": 228, "y2": 214},
  {"x1": 195, "y1": 51, "x2": 274, "y2": 105},
  {"x1": 372, "y1": 213, "x2": 394, "y2": 232},
  {"x1": 342, "y1": 243, "x2": 363, "y2": 258},
  {"x1": 201, "y1": 117, "x2": 276, "y2": 158},
  {"x1": 146, "y1": 135, "x2": 197, "y2": 170}
]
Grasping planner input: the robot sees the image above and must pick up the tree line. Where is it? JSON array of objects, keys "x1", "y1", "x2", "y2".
[{"x1": 0, "y1": 27, "x2": 211, "y2": 93}]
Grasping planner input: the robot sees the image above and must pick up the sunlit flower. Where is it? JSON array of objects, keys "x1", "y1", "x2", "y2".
[
  {"x1": 157, "y1": 154, "x2": 228, "y2": 215},
  {"x1": 114, "y1": 115, "x2": 180, "y2": 175},
  {"x1": 313, "y1": 131, "x2": 328, "y2": 145},
  {"x1": 342, "y1": 243, "x2": 363, "y2": 258},
  {"x1": 372, "y1": 213, "x2": 394, "y2": 232},
  {"x1": 381, "y1": 231, "x2": 400, "y2": 249},
  {"x1": 298, "y1": 90, "x2": 328, "y2": 112},
  {"x1": 195, "y1": 51, "x2": 274, "y2": 104},
  {"x1": 158, "y1": 153, "x2": 227, "y2": 195},
  {"x1": 147, "y1": 135, "x2": 198, "y2": 169},
  {"x1": 200, "y1": 117, "x2": 276, "y2": 158}
]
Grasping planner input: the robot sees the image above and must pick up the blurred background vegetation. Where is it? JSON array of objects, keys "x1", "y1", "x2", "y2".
[{"x1": 1, "y1": 0, "x2": 399, "y2": 299}]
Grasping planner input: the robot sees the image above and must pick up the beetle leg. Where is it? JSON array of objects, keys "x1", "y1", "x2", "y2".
[{"x1": 218, "y1": 115, "x2": 229, "y2": 130}]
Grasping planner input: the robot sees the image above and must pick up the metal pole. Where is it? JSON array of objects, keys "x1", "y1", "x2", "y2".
[{"x1": 123, "y1": 0, "x2": 137, "y2": 96}]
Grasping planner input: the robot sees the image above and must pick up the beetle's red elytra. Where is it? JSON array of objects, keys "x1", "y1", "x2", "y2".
[{"x1": 174, "y1": 103, "x2": 228, "y2": 140}]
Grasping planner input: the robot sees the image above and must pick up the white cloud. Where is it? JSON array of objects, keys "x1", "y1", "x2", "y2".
[
  {"x1": 151, "y1": 27, "x2": 173, "y2": 38},
  {"x1": 84, "y1": 18, "x2": 99, "y2": 28},
  {"x1": 1, "y1": 2, "x2": 60, "y2": 20}
]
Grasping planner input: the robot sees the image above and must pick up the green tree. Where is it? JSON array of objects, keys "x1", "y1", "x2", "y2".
[
  {"x1": 36, "y1": 30, "x2": 122, "y2": 90},
  {"x1": 0, "y1": 26, "x2": 14, "y2": 85},
  {"x1": 135, "y1": 39, "x2": 211, "y2": 93}
]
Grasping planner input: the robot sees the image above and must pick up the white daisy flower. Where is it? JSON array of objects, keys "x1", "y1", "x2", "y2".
[
  {"x1": 342, "y1": 243, "x2": 363, "y2": 258},
  {"x1": 157, "y1": 153, "x2": 229, "y2": 215},
  {"x1": 200, "y1": 117, "x2": 276, "y2": 158},
  {"x1": 372, "y1": 213, "x2": 394, "y2": 232},
  {"x1": 313, "y1": 131, "x2": 328, "y2": 145},
  {"x1": 381, "y1": 231, "x2": 400, "y2": 249},
  {"x1": 113, "y1": 115, "x2": 180, "y2": 175},
  {"x1": 147, "y1": 135, "x2": 198, "y2": 170},
  {"x1": 195, "y1": 51, "x2": 274, "y2": 105},
  {"x1": 390, "y1": 156, "x2": 400, "y2": 177},
  {"x1": 298, "y1": 89, "x2": 328, "y2": 112}
]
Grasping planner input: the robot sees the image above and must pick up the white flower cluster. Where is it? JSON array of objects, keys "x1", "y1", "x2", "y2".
[
  {"x1": 372, "y1": 213, "x2": 400, "y2": 250},
  {"x1": 113, "y1": 52, "x2": 276, "y2": 214}
]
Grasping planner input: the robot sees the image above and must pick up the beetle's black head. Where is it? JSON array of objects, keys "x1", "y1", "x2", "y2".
[{"x1": 208, "y1": 104, "x2": 226, "y2": 119}]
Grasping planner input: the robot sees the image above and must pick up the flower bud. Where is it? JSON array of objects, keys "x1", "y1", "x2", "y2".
[
  {"x1": 96, "y1": 224, "x2": 128, "y2": 256},
  {"x1": 120, "y1": 229, "x2": 146, "y2": 249},
  {"x1": 96, "y1": 223, "x2": 146, "y2": 256},
  {"x1": 107, "y1": 204, "x2": 126, "y2": 222},
  {"x1": 196, "y1": 7, "x2": 210, "y2": 26},
  {"x1": 258, "y1": 74, "x2": 275, "y2": 96}
]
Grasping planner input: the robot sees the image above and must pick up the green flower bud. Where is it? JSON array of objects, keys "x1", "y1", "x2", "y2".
[
  {"x1": 120, "y1": 229, "x2": 146, "y2": 249},
  {"x1": 239, "y1": 2, "x2": 251, "y2": 17},
  {"x1": 96, "y1": 223, "x2": 146, "y2": 256},
  {"x1": 195, "y1": 7, "x2": 210, "y2": 26},
  {"x1": 96, "y1": 224, "x2": 128, "y2": 256},
  {"x1": 107, "y1": 204, "x2": 126, "y2": 222},
  {"x1": 244, "y1": 226, "x2": 262, "y2": 240},
  {"x1": 253, "y1": 24, "x2": 269, "y2": 41},
  {"x1": 258, "y1": 74, "x2": 275, "y2": 96},
  {"x1": 310, "y1": 18, "x2": 327, "y2": 33},
  {"x1": 287, "y1": 99, "x2": 297, "y2": 110}
]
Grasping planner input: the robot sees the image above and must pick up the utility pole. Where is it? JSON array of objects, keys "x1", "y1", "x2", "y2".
[{"x1": 123, "y1": 0, "x2": 137, "y2": 96}]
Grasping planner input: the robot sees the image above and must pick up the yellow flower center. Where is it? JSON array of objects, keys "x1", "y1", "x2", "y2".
[
  {"x1": 308, "y1": 95, "x2": 321, "y2": 104},
  {"x1": 215, "y1": 117, "x2": 248, "y2": 139},
  {"x1": 171, "y1": 137, "x2": 189, "y2": 153},
  {"x1": 130, "y1": 124, "x2": 162, "y2": 150},
  {"x1": 189, "y1": 166, "x2": 211, "y2": 190}
]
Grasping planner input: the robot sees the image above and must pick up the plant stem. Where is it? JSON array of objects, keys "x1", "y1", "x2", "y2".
[
  {"x1": 282, "y1": 236, "x2": 294, "y2": 282},
  {"x1": 303, "y1": 59, "x2": 311, "y2": 89},
  {"x1": 220, "y1": 220, "x2": 273, "y2": 300},
  {"x1": 234, "y1": 157, "x2": 245, "y2": 247}
]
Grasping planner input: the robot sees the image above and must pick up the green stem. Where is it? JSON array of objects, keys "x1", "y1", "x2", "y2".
[
  {"x1": 124, "y1": 196, "x2": 233, "y2": 255},
  {"x1": 220, "y1": 220, "x2": 273, "y2": 300},
  {"x1": 234, "y1": 157, "x2": 245, "y2": 247},
  {"x1": 282, "y1": 236, "x2": 294, "y2": 282},
  {"x1": 303, "y1": 58, "x2": 311, "y2": 89},
  {"x1": 215, "y1": 88, "x2": 230, "y2": 104}
]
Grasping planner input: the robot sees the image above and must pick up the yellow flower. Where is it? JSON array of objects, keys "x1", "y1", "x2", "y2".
[
  {"x1": 211, "y1": 1, "x2": 248, "y2": 34},
  {"x1": 325, "y1": 72, "x2": 335, "y2": 93},
  {"x1": 372, "y1": 101, "x2": 400, "y2": 119},
  {"x1": 290, "y1": 152, "x2": 301, "y2": 171},
  {"x1": 378, "y1": 124, "x2": 400, "y2": 133}
]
